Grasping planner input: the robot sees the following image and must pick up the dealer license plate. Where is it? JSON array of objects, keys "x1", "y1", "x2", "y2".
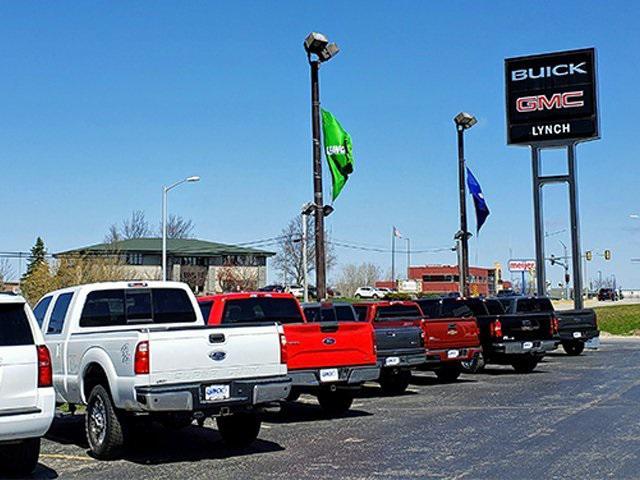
[
  {"x1": 573, "y1": 331, "x2": 582, "y2": 338},
  {"x1": 320, "y1": 368, "x2": 339, "y2": 382},
  {"x1": 204, "y1": 384, "x2": 230, "y2": 402},
  {"x1": 522, "y1": 341, "x2": 533, "y2": 350},
  {"x1": 447, "y1": 349, "x2": 459, "y2": 359},
  {"x1": 385, "y1": 356, "x2": 400, "y2": 366}
]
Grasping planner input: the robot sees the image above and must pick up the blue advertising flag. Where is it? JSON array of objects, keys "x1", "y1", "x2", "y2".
[{"x1": 466, "y1": 167, "x2": 490, "y2": 233}]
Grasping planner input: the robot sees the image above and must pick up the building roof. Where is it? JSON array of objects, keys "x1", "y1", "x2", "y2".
[{"x1": 56, "y1": 238, "x2": 275, "y2": 257}]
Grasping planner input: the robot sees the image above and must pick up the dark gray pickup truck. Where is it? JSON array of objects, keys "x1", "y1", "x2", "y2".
[{"x1": 497, "y1": 297, "x2": 599, "y2": 356}]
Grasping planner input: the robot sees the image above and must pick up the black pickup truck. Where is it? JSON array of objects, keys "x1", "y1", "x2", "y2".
[
  {"x1": 352, "y1": 303, "x2": 426, "y2": 394},
  {"x1": 418, "y1": 297, "x2": 558, "y2": 373},
  {"x1": 497, "y1": 297, "x2": 599, "y2": 356}
]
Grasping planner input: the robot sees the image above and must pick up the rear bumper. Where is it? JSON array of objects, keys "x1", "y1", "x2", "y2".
[
  {"x1": 0, "y1": 388, "x2": 55, "y2": 443},
  {"x1": 289, "y1": 365, "x2": 380, "y2": 388},
  {"x1": 377, "y1": 350, "x2": 427, "y2": 369},
  {"x1": 423, "y1": 346, "x2": 483, "y2": 366},
  {"x1": 491, "y1": 339, "x2": 557, "y2": 355},
  {"x1": 134, "y1": 376, "x2": 291, "y2": 413},
  {"x1": 558, "y1": 329, "x2": 599, "y2": 342}
]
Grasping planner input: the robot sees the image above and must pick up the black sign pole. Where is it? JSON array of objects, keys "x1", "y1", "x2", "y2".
[
  {"x1": 531, "y1": 146, "x2": 546, "y2": 297},
  {"x1": 567, "y1": 143, "x2": 584, "y2": 309}
]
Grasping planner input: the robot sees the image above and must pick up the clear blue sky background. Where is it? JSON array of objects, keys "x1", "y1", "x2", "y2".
[{"x1": 1, "y1": 1, "x2": 638, "y2": 288}]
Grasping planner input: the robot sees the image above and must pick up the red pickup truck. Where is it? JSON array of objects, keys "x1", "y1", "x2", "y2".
[
  {"x1": 198, "y1": 293, "x2": 379, "y2": 415},
  {"x1": 354, "y1": 301, "x2": 482, "y2": 382}
]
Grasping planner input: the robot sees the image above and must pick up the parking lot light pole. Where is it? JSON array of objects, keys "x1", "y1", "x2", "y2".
[
  {"x1": 454, "y1": 112, "x2": 477, "y2": 297},
  {"x1": 301, "y1": 202, "x2": 315, "y2": 303},
  {"x1": 162, "y1": 176, "x2": 200, "y2": 281},
  {"x1": 304, "y1": 32, "x2": 339, "y2": 300}
]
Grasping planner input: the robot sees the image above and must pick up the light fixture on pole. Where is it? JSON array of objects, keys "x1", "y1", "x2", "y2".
[
  {"x1": 162, "y1": 175, "x2": 200, "y2": 281},
  {"x1": 454, "y1": 112, "x2": 477, "y2": 297},
  {"x1": 304, "y1": 32, "x2": 339, "y2": 301}
]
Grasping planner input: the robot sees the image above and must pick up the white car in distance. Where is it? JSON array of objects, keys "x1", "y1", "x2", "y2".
[
  {"x1": 0, "y1": 293, "x2": 55, "y2": 477},
  {"x1": 354, "y1": 287, "x2": 389, "y2": 299}
]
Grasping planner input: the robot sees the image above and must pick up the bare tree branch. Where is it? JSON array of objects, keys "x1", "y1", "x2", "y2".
[{"x1": 159, "y1": 214, "x2": 195, "y2": 239}]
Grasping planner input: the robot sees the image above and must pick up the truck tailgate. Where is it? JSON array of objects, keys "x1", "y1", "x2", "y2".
[
  {"x1": 557, "y1": 309, "x2": 597, "y2": 331},
  {"x1": 424, "y1": 318, "x2": 480, "y2": 350},
  {"x1": 373, "y1": 321, "x2": 423, "y2": 354},
  {"x1": 146, "y1": 325, "x2": 284, "y2": 385},
  {"x1": 500, "y1": 314, "x2": 554, "y2": 341},
  {"x1": 283, "y1": 322, "x2": 376, "y2": 370}
]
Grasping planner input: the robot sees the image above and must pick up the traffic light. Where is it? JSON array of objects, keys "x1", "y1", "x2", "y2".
[
  {"x1": 565, "y1": 273, "x2": 570, "y2": 283},
  {"x1": 585, "y1": 250, "x2": 593, "y2": 261},
  {"x1": 604, "y1": 249, "x2": 612, "y2": 261}
]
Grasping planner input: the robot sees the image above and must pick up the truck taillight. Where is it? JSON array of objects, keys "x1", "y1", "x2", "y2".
[
  {"x1": 279, "y1": 333, "x2": 288, "y2": 364},
  {"x1": 36, "y1": 345, "x2": 53, "y2": 388},
  {"x1": 134, "y1": 341, "x2": 150, "y2": 375},
  {"x1": 490, "y1": 319, "x2": 503, "y2": 339},
  {"x1": 551, "y1": 316, "x2": 559, "y2": 335}
]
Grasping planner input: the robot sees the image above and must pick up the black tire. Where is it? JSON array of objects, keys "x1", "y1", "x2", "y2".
[
  {"x1": 317, "y1": 388, "x2": 354, "y2": 416},
  {"x1": 355, "y1": 294, "x2": 361, "y2": 299},
  {"x1": 511, "y1": 356, "x2": 540, "y2": 373},
  {"x1": 372, "y1": 294, "x2": 379, "y2": 299},
  {"x1": 158, "y1": 412, "x2": 193, "y2": 430},
  {"x1": 0, "y1": 437, "x2": 40, "y2": 476},
  {"x1": 379, "y1": 369, "x2": 411, "y2": 395},
  {"x1": 562, "y1": 341, "x2": 585, "y2": 356},
  {"x1": 286, "y1": 390, "x2": 301, "y2": 402},
  {"x1": 435, "y1": 364, "x2": 462, "y2": 383},
  {"x1": 460, "y1": 353, "x2": 484, "y2": 374},
  {"x1": 216, "y1": 412, "x2": 261, "y2": 448},
  {"x1": 85, "y1": 384, "x2": 126, "y2": 459}
]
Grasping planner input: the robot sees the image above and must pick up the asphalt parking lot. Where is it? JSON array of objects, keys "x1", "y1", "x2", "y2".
[{"x1": 29, "y1": 337, "x2": 640, "y2": 480}]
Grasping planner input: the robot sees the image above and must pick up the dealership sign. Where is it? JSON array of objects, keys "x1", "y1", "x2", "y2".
[
  {"x1": 505, "y1": 48, "x2": 599, "y2": 145},
  {"x1": 508, "y1": 260, "x2": 536, "y2": 272}
]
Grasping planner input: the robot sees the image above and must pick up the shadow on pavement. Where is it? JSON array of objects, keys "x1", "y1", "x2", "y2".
[
  {"x1": 356, "y1": 385, "x2": 420, "y2": 398},
  {"x1": 480, "y1": 367, "x2": 547, "y2": 376},
  {"x1": 45, "y1": 414, "x2": 284, "y2": 465},
  {"x1": 408, "y1": 375, "x2": 478, "y2": 387},
  {"x1": 263, "y1": 401, "x2": 372, "y2": 424}
]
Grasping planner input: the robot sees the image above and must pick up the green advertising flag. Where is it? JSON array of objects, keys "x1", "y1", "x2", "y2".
[{"x1": 321, "y1": 109, "x2": 354, "y2": 201}]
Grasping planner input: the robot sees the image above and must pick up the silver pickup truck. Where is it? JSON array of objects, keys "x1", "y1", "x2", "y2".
[{"x1": 35, "y1": 281, "x2": 291, "y2": 459}]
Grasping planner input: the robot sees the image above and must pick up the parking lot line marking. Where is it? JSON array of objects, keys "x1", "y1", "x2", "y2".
[{"x1": 40, "y1": 453, "x2": 95, "y2": 462}]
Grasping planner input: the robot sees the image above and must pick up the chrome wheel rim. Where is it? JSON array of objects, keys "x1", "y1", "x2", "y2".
[{"x1": 89, "y1": 396, "x2": 107, "y2": 447}]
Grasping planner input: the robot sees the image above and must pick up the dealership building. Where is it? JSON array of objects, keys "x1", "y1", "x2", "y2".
[{"x1": 57, "y1": 238, "x2": 274, "y2": 294}]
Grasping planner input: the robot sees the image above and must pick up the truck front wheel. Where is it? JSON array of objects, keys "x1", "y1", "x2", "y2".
[
  {"x1": 317, "y1": 387, "x2": 354, "y2": 416},
  {"x1": 511, "y1": 356, "x2": 540, "y2": 373},
  {"x1": 0, "y1": 437, "x2": 40, "y2": 476},
  {"x1": 562, "y1": 340, "x2": 585, "y2": 356},
  {"x1": 435, "y1": 364, "x2": 462, "y2": 383},
  {"x1": 379, "y1": 369, "x2": 411, "y2": 395},
  {"x1": 217, "y1": 412, "x2": 261, "y2": 448},
  {"x1": 86, "y1": 384, "x2": 126, "y2": 459}
]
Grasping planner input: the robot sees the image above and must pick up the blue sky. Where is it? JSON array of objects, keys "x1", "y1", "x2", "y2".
[{"x1": 0, "y1": 1, "x2": 638, "y2": 287}]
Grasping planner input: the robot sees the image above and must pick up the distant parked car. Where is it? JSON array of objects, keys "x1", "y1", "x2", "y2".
[
  {"x1": 258, "y1": 284, "x2": 285, "y2": 293},
  {"x1": 0, "y1": 293, "x2": 55, "y2": 476},
  {"x1": 597, "y1": 288, "x2": 617, "y2": 301},
  {"x1": 287, "y1": 285, "x2": 305, "y2": 298},
  {"x1": 354, "y1": 286, "x2": 388, "y2": 299},
  {"x1": 496, "y1": 289, "x2": 517, "y2": 297}
]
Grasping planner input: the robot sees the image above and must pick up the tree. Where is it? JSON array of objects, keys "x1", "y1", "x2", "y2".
[
  {"x1": 20, "y1": 260, "x2": 53, "y2": 306},
  {"x1": 22, "y1": 237, "x2": 47, "y2": 281},
  {"x1": 217, "y1": 259, "x2": 260, "y2": 292},
  {"x1": 0, "y1": 258, "x2": 14, "y2": 289},
  {"x1": 335, "y1": 262, "x2": 382, "y2": 297},
  {"x1": 160, "y1": 214, "x2": 195, "y2": 239},
  {"x1": 273, "y1": 215, "x2": 336, "y2": 286},
  {"x1": 104, "y1": 210, "x2": 152, "y2": 243}
]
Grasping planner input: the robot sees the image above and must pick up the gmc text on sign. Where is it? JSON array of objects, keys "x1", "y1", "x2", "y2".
[{"x1": 505, "y1": 48, "x2": 599, "y2": 145}]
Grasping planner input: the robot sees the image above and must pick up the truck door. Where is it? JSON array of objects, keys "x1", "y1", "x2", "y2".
[{"x1": 43, "y1": 292, "x2": 74, "y2": 402}]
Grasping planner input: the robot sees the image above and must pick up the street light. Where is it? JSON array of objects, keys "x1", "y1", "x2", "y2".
[
  {"x1": 300, "y1": 202, "x2": 314, "y2": 303},
  {"x1": 453, "y1": 111, "x2": 477, "y2": 297},
  {"x1": 304, "y1": 32, "x2": 339, "y2": 300},
  {"x1": 162, "y1": 176, "x2": 200, "y2": 281}
]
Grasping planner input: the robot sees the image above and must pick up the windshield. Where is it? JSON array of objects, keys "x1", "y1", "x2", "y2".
[
  {"x1": 303, "y1": 306, "x2": 338, "y2": 323},
  {"x1": 515, "y1": 298, "x2": 554, "y2": 313},
  {"x1": 353, "y1": 305, "x2": 368, "y2": 321},
  {"x1": 222, "y1": 298, "x2": 304, "y2": 325},
  {"x1": 416, "y1": 299, "x2": 440, "y2": 318},
  {"x1": 0, "y1": 303, "x2": 34, "y2": 346},
  {"x1": 441, "y1": 299, "x2": 475, "y2": 318},
  {"x1": 334, "y1": 305, "x2": 357, "y2": 322},
  {"x1": 375, "y1": 304, "x2": 423, "y2": 321},
  {"x1": 485, "y1": 299, "x2": 505, "y2": 315}
]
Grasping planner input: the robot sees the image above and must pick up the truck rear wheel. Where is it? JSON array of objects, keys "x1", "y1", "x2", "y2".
[
  {"x1": 0, "y1": 437, "x2": 40, "y2": 476},
  {"x1": 317, "y1": 388, "x2": 354, "y2": 416},
  {"x1": 379, "y1": 369, "x2": 411, "y2": 395},
  {"x1": 511, "y1": 356, "x2": 540, "y2": 373},
  {"x1": 562, "y1": 341, "x2": 585, "y2": 356},
  {"x1": 217, "y1": 412, "x2": 261, "y2": 448},
  {"x1": 86, "y1": 384, "x2": 126, "y2": 459},
  {"x1": 435, "y1": 364, "x2": 462, "y2": 383}
]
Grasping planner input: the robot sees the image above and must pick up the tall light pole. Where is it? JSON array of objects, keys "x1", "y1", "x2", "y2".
[
  {"x1": 559, "y1": 240, "x2": 570, "y2": 300},
  {"x1": 454, "y1": 112, "x2": 477, "y2": 297},
  {"x1": 162, "y1": 176, "x2": 200, "y2": 281},
  {"x1": 301, "y1": 202, "x2": 315, "y2": 303},
  {"x1": 406, "y1": 237, "x2": 411, "y2": 279},
  {"x1": 304, "y1": 32, "x2": 339, "y2": 301}
]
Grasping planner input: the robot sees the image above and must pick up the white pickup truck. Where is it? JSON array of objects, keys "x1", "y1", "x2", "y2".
[
  {"x1": 35, "y1": 281, "x2": 291, "y2": 459},
  {"x1": 0, "y1": 293, "x2": 55, "y2": 476}
]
